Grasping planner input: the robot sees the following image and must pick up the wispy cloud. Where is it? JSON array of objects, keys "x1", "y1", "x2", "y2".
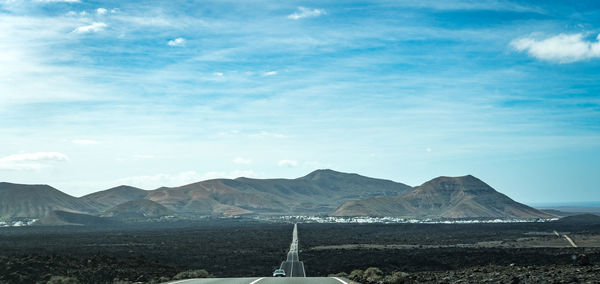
[
  {"x1": 263, "y1": 71, "x2": 277, "y2": 76},
  {"x1": 390, "y1": 0, "x2": 545, "y2": 13},
  {"x1": 167, "y1": 37, "x2": 185, "y2": 47},
  {"x1": 132, "y1": 154, "x2": 155, "y2": 160},
  {"x1": 233, "y1": 157, "x2": 252, "y2": 164},
  {"x1": 71, "y1": 139, "x2": 99, "y2": 145},
  {"x1": 251, "y1": 131, "x2": 287, "y2": 139},
  {"x1": 0, "y1": 152, "x2": 69, "y2": 170},
  {"x1": 287, "y1": 7, "x2": 326, "y2": 20},
  {"x1": 511, "y1": 33, "x2": 600, "y2": 63},
  {"x1": 278, "y1": 160, "x2": 298, "y2": 168},
  {"x1": 72, "y1": 22, "x2": 107, "y2": 33},
  {"x1": 35, "y1": 0, "x2": 80, "y2": 3},
  {"x1": 115, "y1": 170, "x2": 256, "y2": 189}
]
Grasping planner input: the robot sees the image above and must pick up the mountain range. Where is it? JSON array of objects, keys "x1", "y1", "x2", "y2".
[
  {"x1": 332, "y1": 175, "x2": 553, "y2": 219},
  {"x1": 0, "y1": 182, "x2": 96, "y2": 219},
  {"x1": 0, "y1": 170, "x2": 553, "y2": 223}
]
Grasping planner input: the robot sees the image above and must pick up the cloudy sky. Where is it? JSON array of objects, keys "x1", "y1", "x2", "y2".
[{"x1": 1, "y1": 0, "x2": 599, "y2": 204}]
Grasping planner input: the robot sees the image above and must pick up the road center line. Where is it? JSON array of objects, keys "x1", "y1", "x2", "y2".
[
  {"x1": 249, "y1": 277, "x2": 265, "y2": 284},
  {"x1": 332, "y1": 277, "x2": 349, "y2": 284}
]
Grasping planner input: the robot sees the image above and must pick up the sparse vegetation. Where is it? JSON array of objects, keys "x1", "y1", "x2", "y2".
[
  {"x1": 46, "y1": 276, "x2": 80, "y2": 284},
  {"x1": 172, "y1": 269, "x2": 213, "y2": 279}
]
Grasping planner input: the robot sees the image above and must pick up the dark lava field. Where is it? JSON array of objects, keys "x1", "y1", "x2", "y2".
[{"x1": 0, "y1": 219, "x2": 599, "y2": 283}]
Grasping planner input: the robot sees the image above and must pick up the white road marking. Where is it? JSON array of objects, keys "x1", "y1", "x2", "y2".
[
  {"x1": 302, "y1": 262, "x2": 306, "y2": 277},
  {"x1": 249, "y1": 277, "x2": 265, "y2": 284},
  {"x1": 332, "y1": 277, "x2": 349, "y2": 284}
]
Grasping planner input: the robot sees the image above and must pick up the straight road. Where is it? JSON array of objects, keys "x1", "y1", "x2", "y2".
[
  {"x1": 168, "y1": 277, "x2": 353, "y2": 284},
  {"x1": 279, "y1": 224, "x2": 305, "y2": 277}
]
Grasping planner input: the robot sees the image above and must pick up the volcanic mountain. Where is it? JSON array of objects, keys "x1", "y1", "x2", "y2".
[
  {"x1": 102, "y1": 199, "x2": 175, "y2": 219},
  {"x1": 79, "y1": 185, "x2": 148, "y2": 212},
  {"x1": 0, "y1": 182, "x2": 97, "y2": 219},
  {"x1": 146, "y1": 169, "x2": 412, "y2": 215},
  {"x1": 35, "y1": 210, "x2": 119, "y2": 226},
  {"x1": 333, "y1": 175, "x2": 554, "y2": 219}
]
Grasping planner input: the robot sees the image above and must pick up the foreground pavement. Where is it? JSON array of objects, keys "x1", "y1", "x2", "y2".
[{"x1": 168, "y1": 277, "x2": 354, "y2": 284}]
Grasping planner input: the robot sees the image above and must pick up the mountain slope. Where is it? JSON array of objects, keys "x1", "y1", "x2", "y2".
[
  {"x1": 35, "y1": 210, "x2": 119, "y2": 226},
  {"x1": 0, "y1": 182, "x2": 97, "y2": 219},
  {"x1": 102, "y1": 199, "x2": 176, "y2": 219},
  {"x1": 333, "y1": 175, "x2": 553, "y2": 219},
  {"x1": 146, "y1": 169, "x2": 412, "y2": 215},
  {"x1": 79, "y1": 185, "x2": 148, "y2": 212}
]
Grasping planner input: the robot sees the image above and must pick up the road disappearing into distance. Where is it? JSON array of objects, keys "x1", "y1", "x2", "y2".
[
  {"x1": 167, "y1": 224, "x2": 355, "y2": 284},
  {"x1": 279, "y1": 223, "x2": 306, "y2": 277}
]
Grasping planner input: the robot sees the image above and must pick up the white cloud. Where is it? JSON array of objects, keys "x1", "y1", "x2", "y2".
[
  {"x1": 251, "y1": 131, "x2": 287, "y2": 139},
  {"x1": 511, "y1": 33, "x2": 600, "y2": 63},
  {"x1": 72, "y1": 22, "x2": 107, "y2": 33},
  {"x1": 71, "y1": 139, "x2": 99, "y2": 145},
  {"x1": 35, "y1": 0, "x2": 80, "y2": 3},
  {"x1": 233, "y1": 157, "x2": 252, "y2": 164},
  {"x1": 0, "y1": 14, "x2": 110, "y2": 106},
  {"x1": 96, "y1": 8, "x2": 107, "y2": 15},
  {"x1": 264, "y1": 71, "x2": 277, "y2": 76},
  {"x1": 278, "y1": 159, "x2": 298, "y2": 167},
  {"x1": 213, "y1": 72, "x2": 224, "y2": 77},
  {"x1": 115, "y1": 170, "x2": 256, "y2": 189},
  {"x1": 288, "y1": 7, "x2": 326, "y2": 20},
  {"x1": 0, "y1": 152, "x2": 69, "y2": 170},
  {"x1": 167, "y1": 37, "x2": 185, "y2": 47}
]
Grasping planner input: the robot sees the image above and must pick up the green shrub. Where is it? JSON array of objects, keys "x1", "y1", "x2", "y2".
[
  {"x1": 172, "y1": 269, "x2": 213, "y2": 280},
  {"x1": 329, "y1": 272, "x2": 349, "y2": 278},
  {"x1": 348, "y1": 269, "x2": 365, "y2": 282},
  {"x1": 383, "y1": 271, "x2": 410, "y2": 284},
  {"x1": 363, "y1": 267, "x2": 383, "y2": 283}
]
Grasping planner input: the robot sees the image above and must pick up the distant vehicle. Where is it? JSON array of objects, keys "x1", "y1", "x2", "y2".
[{"x1": 273, "y1": 269, "x2": 286, "y2": 277}]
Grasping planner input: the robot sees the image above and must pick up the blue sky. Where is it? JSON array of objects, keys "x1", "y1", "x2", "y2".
[{"x1": 1, "y1": 0, "x2": 599, "y2": 204}]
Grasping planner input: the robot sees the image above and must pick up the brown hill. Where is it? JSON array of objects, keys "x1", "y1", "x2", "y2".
[
  {"x1": 333, "y1": 175, "x2": 554, "y2": 219},
  {"x1": 79, "y1": 185, "x2": 148, "y2": 212},
  {"x1": 146, "y1": 169, "x2": 412, "y2": 215},
  {"x1": 102, "y1": 199, "x2": 176, "y2": 219},
  {"x1": 35, "y1": 210, "x2": 119, "y2": 226},
  {"x1": 0, "y1": 182, "x2": 97, "y2": 219}
]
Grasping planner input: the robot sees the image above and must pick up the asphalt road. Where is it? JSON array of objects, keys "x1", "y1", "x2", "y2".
[
  {"x1": 279, "y1": 224, "x2": 305, "y2": 277},
  {"x1": 168, "y1": 277, "x2": 354, "y2": 284}
]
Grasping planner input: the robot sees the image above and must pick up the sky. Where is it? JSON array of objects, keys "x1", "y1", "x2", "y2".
[{"x1": 1, "y1": 0, "x2": 599, "y2": 203}]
